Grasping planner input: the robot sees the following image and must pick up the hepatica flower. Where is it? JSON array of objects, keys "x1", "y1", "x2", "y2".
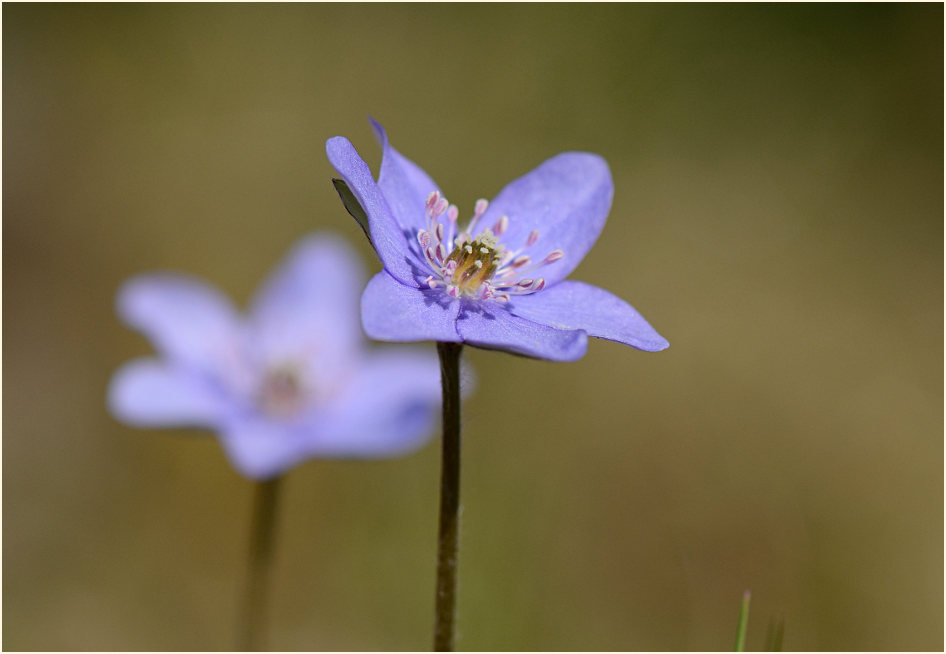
[
  {"x1": 108, "y1": 233, "x2": 441, "y2": 479},
  {"x1": 326, "y1": 119, "x2": 668, "y2": 361},
  {"x1": 327, "y1": 120, "x2": 668, "y2": 650}
]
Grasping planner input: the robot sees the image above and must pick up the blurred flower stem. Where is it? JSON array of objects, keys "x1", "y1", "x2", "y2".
[
  {"x1": 433, "y1": 342, "x2": 463, "y2": 651},
  {"x1": 238, "y1": 477, "x2": 282, "y2": 651}
]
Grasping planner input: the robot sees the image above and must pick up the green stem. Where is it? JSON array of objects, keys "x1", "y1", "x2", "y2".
[
  {"x1": 433, "y1": 342, "x2": 463, "y2": 651},
  {"x1": 765, "y1": 615, "x2": 785, "y2": 652},
  {"x1": 238, "y1": 477, "x2": 282, "y2": 651},
  {"x1": 734, "y1": 589, "x2": 751, "y2": 652}
]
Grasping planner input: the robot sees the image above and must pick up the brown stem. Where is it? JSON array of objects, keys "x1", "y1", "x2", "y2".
[
  {"x1": 433, "y1": 342, "x2": 463, "y2": 651},
  {"x1": 238, "y1": 477, "x2": 282, "y2": 651}
]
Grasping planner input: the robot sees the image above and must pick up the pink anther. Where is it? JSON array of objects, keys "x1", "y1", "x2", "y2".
[
  {"x1": 512, "y1": 255, "x2": 531, "y2": 268},
  {"x1": 493, "y1": 215, "x2": 509, "y2": 236},
  {"x1": 544, "y1": 250, "x2": 564, "y2": 264},
  {"x1": 425, "y1": 191, "x2": 440, "y2": 213}
]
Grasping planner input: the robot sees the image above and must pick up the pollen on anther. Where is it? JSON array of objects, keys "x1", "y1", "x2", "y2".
[{"x1": 416, "y1": 189, "x2": 555, "y2": 303}]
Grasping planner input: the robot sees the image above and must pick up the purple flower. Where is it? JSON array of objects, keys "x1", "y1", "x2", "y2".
[
  {"x1": 325, "y1": 120, "x2": 669, "y2": 362},
  {"x1": 108, "y1": 233, "x2": 442, "y2": 479}
]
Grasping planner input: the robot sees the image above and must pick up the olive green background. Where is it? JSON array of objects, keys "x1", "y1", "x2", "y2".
[{"x1": 3, "y1": 4, "x2": 942, "y2": 651}]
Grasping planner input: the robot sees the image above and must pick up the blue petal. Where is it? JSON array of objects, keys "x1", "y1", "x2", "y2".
[
  {"x1": 218, "y1": 348, "x2": 441, "y2": 477},
  {"x1": 108, "y1": 358, "x2": 226, "y2": 428},
  {"x1": 456, "y1": 301, "x2": 588, "y2": 361},
  {"x1": 479, "y1": 152, "x2": 613, "y2": 286},
  {"x1": 117, "y1": 273, "x2": 241, "y2": 373},
  {"x1": 361, "y1": 271, "x2": 461, "y2": 343},
  {"x1": 304, "y1": 347, "x2": 441, "y2": 457},
  {"x1": 219, "y1": 413, "x2": 314, "y2": 480},
  {"x1": 508, "y1": 281, "x2": 669, "y2": 352},
  {"x1": 371, "y1": 118, "x2": 440, "y2": 236},
  {"x1": 326, "y1": 136, "x2": 424, "y2": 286},
  {"x1": 249, "y1": 233, "x2": 365, "y2": 366}
]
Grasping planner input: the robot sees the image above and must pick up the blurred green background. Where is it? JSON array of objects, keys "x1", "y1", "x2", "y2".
[{"x1": 3, "y1": 4, "x2": 942, "y2": 651}]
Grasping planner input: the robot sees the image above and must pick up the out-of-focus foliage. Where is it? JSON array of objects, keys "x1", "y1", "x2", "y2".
[{"x1": 3, "y1": 4, "x2": 941, "y2": 650}]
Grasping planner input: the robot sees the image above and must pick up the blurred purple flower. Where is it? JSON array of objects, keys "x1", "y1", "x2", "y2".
[
  {"x1": 108, "y1": 233, "x2": 442, "y2": 479},
  {"x1": 326, "y1": 120, "x2": 669, "y2": 362}
]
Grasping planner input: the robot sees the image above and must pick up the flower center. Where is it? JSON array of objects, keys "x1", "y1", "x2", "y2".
[
  {"x1": 258, "y1": 364, "x2": 306, "y2": 417},
  {"x1": 416, "y1": 191, "x2": 563, "y2": 302},
  {"x1": 444, "y1": 229, "x2": 502, "y2": 296}
]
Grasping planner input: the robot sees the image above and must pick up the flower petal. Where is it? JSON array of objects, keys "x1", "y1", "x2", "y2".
[
  {"x1": 304, "y1": 347, "x2": 441, "y2": 457},
  {"x1": 361, "y1": 271, "x2": 461, "y2": 343},
  {"x1": 508, "y1": 281, "x2": 669, "y2": 352},
  {"x1": 108, "y1": 358, "x2": 226, "y2": 428},
  {"x1": 218, "y1": 414, "x2": 313, "y2": 480},
  {"x1": 117, "y1": 273, "x2": 242, "y2": 373},
  {"x1": 326, "y1": 135, "x2": 424, "y2": 286},
  {"x1": 480, "y1": 152, "x2": 613, "y2": 285},
  {"x1": 456, "y1": 301, "x2": 588, "y2": 361},
  {"x1": 371, "y1": 118, "x2": 440, "y2": 236},
  {"x1": 249, "y1": 233, "x2": 365, "y2": 368}
]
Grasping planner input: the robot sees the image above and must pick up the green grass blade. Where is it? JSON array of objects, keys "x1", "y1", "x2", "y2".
[
  {"x1": 765, "y1": 615, "x2": 785, "y2": 651},
  {"x1": 734, "y1": 590, "x2": 751, "y2": 651}
]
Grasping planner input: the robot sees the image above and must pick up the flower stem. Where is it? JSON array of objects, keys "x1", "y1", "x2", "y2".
[
  {"x1": 433, "y1": 342, "x2": 463, "y2": 651},
  {"x1": 238, "y1": 476, "x2": 282, "y2": 651}
]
